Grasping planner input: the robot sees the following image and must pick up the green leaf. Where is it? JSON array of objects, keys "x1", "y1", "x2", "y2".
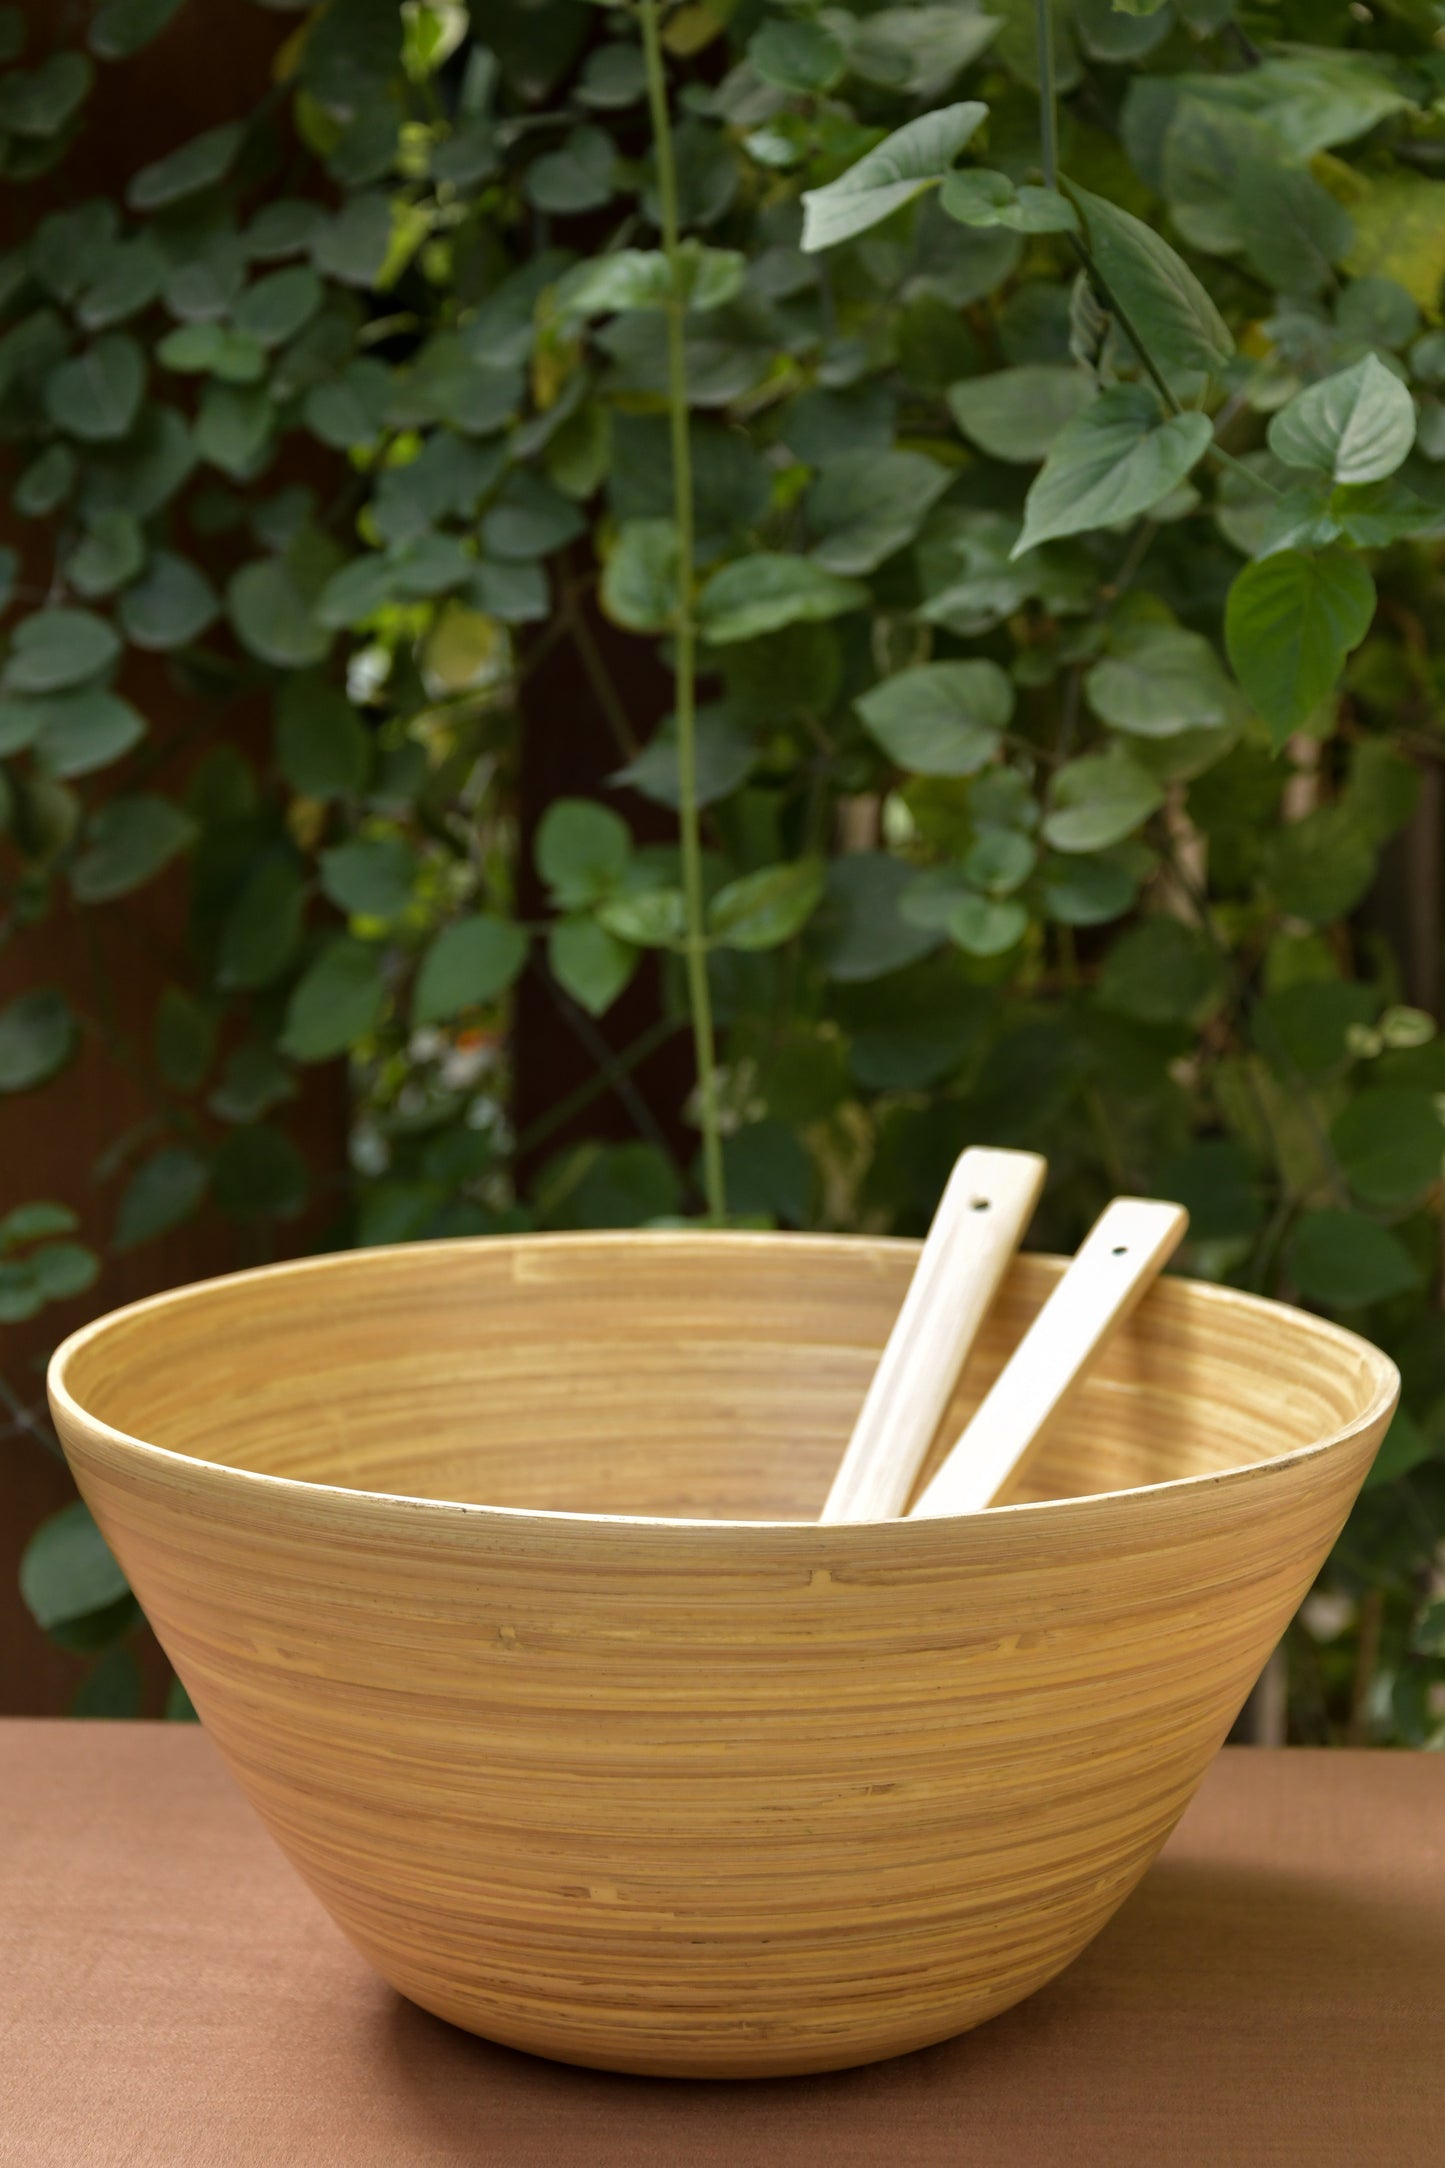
[
  {"x1": 71, "y1": 794, "x2": 195, "y2": 901},
  {"x1": 1068, "y1": 180, "x2": 1234, "y2": 387},
  {"x1": 1254, "y1": 981, "x2": 1377, "y2": 1082},
  {"x1": 526, "y1": 124, "x2": 614, "y2": 215},
  {"x1": 195, "y1": 382, "x2": 274, "y2": 476},
  {"x1": 1015, "y1": 387, "x2": 1212, "y2": 555},
  {"x1": 1084, "y1": 622, "x2": 1234, "y2": 738},
  {"x1": 596, "y1": 888, "x2": 686, "y2": 946},
  {"x1": 4, "y1": 608, "x2": 120, "y2": 694},
  {"x1": 1043, "y1": 745, "x2": 1164, "y2": 852},
  {"x1": 965, "y1": 829, "x2": 1036, "y2": 895},
  {"x1": 311, "y1": 192, "x2": 393, "y2": 287},
  {"x1": 275, "y1": 674, "x2": 370, "y2": 797},
  {"x1": 66, "y1": 509, "x2": 145, "y2": 599},
  {"x1": 748, "y1": 17, "x2": 845, "y2": 93},
  {"x1": 1, "y1": 1202, "x2": 79, "y2": 1249},
  {"x1": 536, "y1": 799, "x2": 631, "y2": 907},
  {"x1": 0, "y1": 52, "x2": 92, "y2": 137},
  {"x1": 948, "y1": 893, "x2": 1028, "y2": 957},
  {"x1": 319, "y1": 835, "x2": 417, "y2": 922},
  {"x1": 1287, "y1": 1208, "x2": 1420, "y2": 1308},
  {"x1": 1266, "y1": 805, "x2": 1376, "y2": 926},
  {"x1": 720, "y1": 1119, "x2": 813, "y2": 1227},
  {"x1": 1331, "y1": 1090, "x2": 1445, "y2": 1209},
  {"x1": 1076, "y1": 0, "x2": 1171, "y2": 56},
  {"x1": 299, "y1": 0, "x2": 401, "y2": 116},
  {"x1": 1236, "y1": 162, "x2": 1354, "y2": 303},
  {"x1": 413, "y1": 915, "x2": 529, "y2": 1025},
  {"x1": 212, "y1": 1124, "x2": 308, "y2": 1222},
  {"x1": 600, "y1": 519, "x2": 679, "y2": 633},
  {"x1": 537, "y1": 1140, "x2": 679, "y2": 1230},
  {"x1": 800, "y1": 103, "x2": 988, "y2": 251},
  {"x1": 118, "y1": 551, "x2": 219, "y2": 650},
  {"x1": 556, "y1": 249, "x2": 671, "y2": 320},
  {"x1": 164, "y1": 233, "x2": 246, "y2": 323},
  {"x1": 32, "y1": 687, "x2": 145, "y2": 778},
  {"x1": 216, "y1": 856, "x2": 305, "y2": 989},
  {"x1": 20, "y1": 1503, "x2": 128, "y2": 1630},
  {"x1": 15, "y1": 443, "x2": 77, "y2": 517},
  {"x1": 207, "y1": 1043, "x2": 296, "y2": 1125},
  {"x1": 234, "y1": 265, "x2": 324, "y2": 347},
  {"x1": 812, "y1": 853, "x2": 940, "y2": 981},
  {"x1": 1411, "y1": 1597, "x2": 1445, "y2": 1656},
  {"x1": 479, "y1": 470, "x2": 586, "y2": 561},
  {"x1": 226, "y1": 557, "x2": 333, "y2": 668},
  {"x1": 30, "y1": 1240, "x2": 98, "y2": 1302},
  {"x1": 844, "y1": 8, "x2": 1000, "y2": 98},
  {"x1": 855, "y1": 660, "x2": 1012, "y2": 775},
  {"x1": 0, "y1": 695, "x2": 44, "y2": 756},
  {"x1": 89, "y1": 0, "x2": 186, "y2": 58},
  {"x1": 837, "y1": 962, "x2": 989, "y2": 1090},
  {"x1": 614, "y1": 705, "x2": 754, "y2": 811},
  {"x1": 114, "y1": 1145, "x2": 209, "y2": 1247},
  {"x1": 77, "y1": 233, "x2": 167, "y2": 329},
  {"x1": 157, "y1": 320, "x2": 267, "y2": 382},
  {"x1": 1224, "y1": 549, "x2": 1376, "y2": 749},
  {"x1": 577, "y1": 42, "x2": 646, "y2": 110},
  {"x1": 1157, "y1": 1139, "x2": 1263, "y2": 1246},
  {"x1": 0, "y1": 989, "x2": 76, "y2": 1092},
  {"x1": 1098, "y1": 916, "x2": 1226, "y2": 1024},
  {"x1": 302, "y1": 357, "x2": 392, "y2": 449},
  {"x1": 280, "y1": 936, "x2": 386, "y2": 1061},
  {"x1": 548, "y1": 916, "x2": 635, "y2": 1015},
  {"x1": 128, "y1": 122, "x2": 241, "y2": 211},
  {"x1": 44, "y1": 333, "x2": 146, "y2": 441},
  {"x1": 81, "y1": 404, "x2": 193, "y2": 515},
  {"x1": 805, "y1": 449, "x2": 952, "y2": 574},
  {"x1": 71, "y1": 1645, "x2": 143, "y2": 1718},
  {"x1": 709, "y1": 859, "x2": 824, "y2": 951},
  {"x1": 697, "y1": 554, "x2": 866, "y2": 644},
  {"x1": 948, "y1": 366, "x2": 1094, "y2": 463},
  {"x1": 1267, "y1": 356, "x2": 1415, "y2": 487},
  {"x1": 154, "y1": 986, "x2": 215, "y2": 1092},
  {"x1": 1185, "y1": 53, "x2": 1411, "y2": 164},
  {"x1": 940, "y1": 170, "x2": 1077, "y2": 235}
]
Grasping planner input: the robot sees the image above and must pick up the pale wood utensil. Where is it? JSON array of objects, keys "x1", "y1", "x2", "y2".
[
  {"x1": 910, "y1": 1196, "x2": 1189, "y2": 1520},
  {"x1": 820, "y1": 1145, "x2": 1046, "y2": 1524}
]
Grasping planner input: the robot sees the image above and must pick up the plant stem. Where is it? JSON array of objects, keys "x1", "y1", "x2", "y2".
[
  {"x1": 1035, "y1": 0, "x2": 1058, "y2": 192},
  {"x1": 638, "y1": 0, "x2": 726, "y2": 1223}
]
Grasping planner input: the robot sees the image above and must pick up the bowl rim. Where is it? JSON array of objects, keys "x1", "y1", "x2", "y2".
[{"x1": 47, "y1": 1228, "x2": 1401, "y2": 1535}]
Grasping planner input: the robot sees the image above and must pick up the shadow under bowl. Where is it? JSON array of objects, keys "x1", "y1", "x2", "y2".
[{"x1": 48, "y1": 1232, "x2": 1397, "y2": 2078}]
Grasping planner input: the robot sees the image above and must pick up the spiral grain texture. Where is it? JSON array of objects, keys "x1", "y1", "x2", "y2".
[{"x1": 49, "y1": 1234, "x2": 1396, "y2": 2077}]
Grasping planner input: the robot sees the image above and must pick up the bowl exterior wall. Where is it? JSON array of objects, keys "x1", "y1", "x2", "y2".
[{"x1": 54, "y1": 1398, "x2": 1385, "y2": 2077}]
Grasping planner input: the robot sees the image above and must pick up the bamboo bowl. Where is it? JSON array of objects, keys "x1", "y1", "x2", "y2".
[{"x1": 49, "y1": 1233, "x2": 1396, "y2": 2079}]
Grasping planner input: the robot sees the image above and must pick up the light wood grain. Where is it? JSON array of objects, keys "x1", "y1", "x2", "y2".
[
  {"x1": 912, "y1": 1198, "x2": 1188, "y2": 1519},
  {"x1": 47, "y1": 1233, "x2": 1397, "y2": 2079},
  {"x1": 822, "y1": 1147, "x2": 1045, "y2": 1523}
]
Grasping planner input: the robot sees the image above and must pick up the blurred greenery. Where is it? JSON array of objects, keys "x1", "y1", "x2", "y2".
[{"x1": 3, "y1": 0, "x2": 1444, "y2": 1744}]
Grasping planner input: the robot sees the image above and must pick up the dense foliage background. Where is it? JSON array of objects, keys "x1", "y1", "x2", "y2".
[{"x1": 3, "y1": 0, "x2": 1444, "y2": 1742}]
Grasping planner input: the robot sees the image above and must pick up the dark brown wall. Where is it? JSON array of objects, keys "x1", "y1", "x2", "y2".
[{"x1": 0, "y1": 1, "x2": 343, "y2": 1717}]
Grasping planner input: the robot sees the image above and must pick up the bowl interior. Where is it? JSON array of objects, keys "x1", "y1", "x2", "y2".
[{"x1": 54, "y1": 1233, "x2": 1390, "y2": 1521}]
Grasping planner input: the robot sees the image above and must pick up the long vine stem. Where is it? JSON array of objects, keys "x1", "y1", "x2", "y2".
[
  {"x1": 1035, "y1": 0, "x2": 1058, "y2": 192},
  {"x1": 638, "y1": 0, "x2": 727, "y2": 1223}
]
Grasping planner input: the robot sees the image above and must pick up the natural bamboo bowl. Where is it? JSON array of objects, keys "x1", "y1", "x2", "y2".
[{"x1": 49, "y1": 1233, "x2": 1396, "y2": 2080}]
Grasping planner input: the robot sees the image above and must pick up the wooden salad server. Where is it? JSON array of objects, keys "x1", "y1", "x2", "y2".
[
  {"x1": 909, "y1": 1196, "x2": 1188, "y2": 1520},
  {"x1": 820, "y1": 1146, "x2": 1047, "y2": 1524}
]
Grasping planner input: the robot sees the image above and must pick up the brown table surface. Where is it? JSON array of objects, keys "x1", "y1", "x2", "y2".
[{"x1": 1, "y1": 1725, "x2": 1440, "y2": 2168}]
